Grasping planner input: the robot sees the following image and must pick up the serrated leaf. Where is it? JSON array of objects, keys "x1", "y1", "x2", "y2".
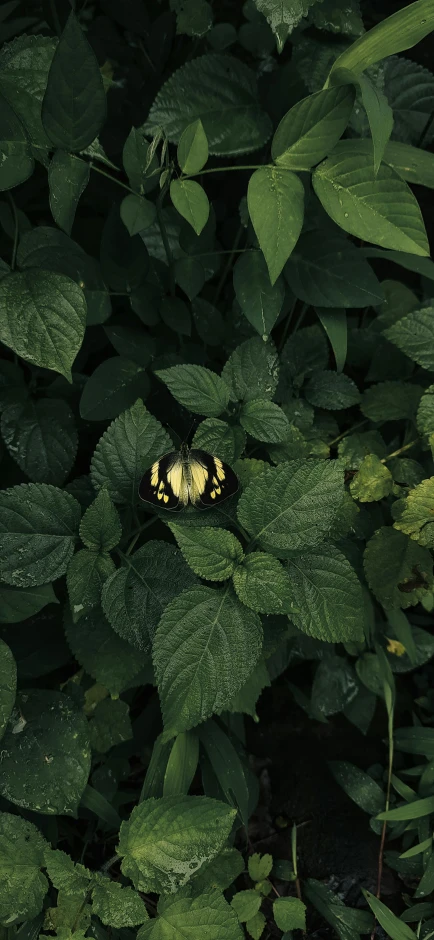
[
  {"x1": 385, "y1": 56, "x2": 434, "y2": 145},
  {"x1": 246, "y1": 911, "x2": 266, "y2": 940},
  {"x1": 0, "y1": 269, "x2": 86, "y2": 380},
  {"x1": 0, "y1": 813, "x2": 48, "y2": 926},
  {"x1": 233, "y1": 251, "x2": 284, "y2": 337},
  {"x1": 338, "y1": 430, "x2": 387, "y2": 469},
  {"x1": 65, "y1": 606, "x2": 146, "y2": 695},
  {"x1": 394, "y1": 477, "x2": 434, "y2": 547},
  {"x1": 119, "y1": 795, "x2": 235, "y2": 893},
  {"x1": 0, "y1": 639, "x2": 16, "y2": 741},
  {"x1": 304, "y1": 370, "x2": 360, "y2": 409},
  {"x1": 170, "y1": 180, "x2": 209, "y2": 236},
  {"x1": 313, "y1": 149, "x2": 429, "y2": 256},
  {"x1": 272, "y1": 85, "x2": 354, "y2": 170},
  {"x1": 418, "y1": 385, "x2": 434, "y2": 438},
  {"x1": 238, "y1": 459, "x2": 344, "y2": 555},
  {"x1": 232, "y1": 890, "x2": 261, "y2": 923},
  {"x1": 140, "y1": 888, "x2": 243, "y2": 940},
  {"x1": 170, "y1": 524, "x2": 244, "y2": 581},
  {"x1": 228, "y1": 658, "x2": 271, "y2": 717},
  {"x1": 67, "y1": 548, "x2": 115, "y2": 620},
  {"x1": 365, "y1": 526, "x2": 434, "y2": 609},
  {"x1": 48, "y1": 150, "x2": 90, "y2": 235},
  {"x1": 233, "y1": 552, "x2": 294, "y2": 614},
  {"x1": 255, "y1": 0, "x2": 319, "y2": 49},
  {"x1": 88, "y1": 698, "x2": 132, "y2": 754},
  {"x1": 1, "y1": 398, "x2": 77, "y2": 486},
  {"x1": 328, "y1": 761, "x2": 385, "y2": 814},
  {"x1": 145, "y1": 54, "x2": 271, "y2": 157},
  {"x1": 247, "y1": 167, "x2": 304, "y2": 284},
  {"x1": 285, "y1": 232, "x2": 382, "y2": 307},
  {"x1": 385, "y1": 306, "x2": 434, "y2": 371},
  {"x1": 156, "y1": 364, "x2": 230, "y2": 417},
  {"x1": 80, "y1": 488, "x2": 121, "y2": 552},
  {"x1": 273, "y1": 897, "x2": 306, "y2": 932},
  {"x1": 43, "y1": 847, "x2": 91, "y2": 894},
  {"x1": 240, "y1": 400, "x2": 290, "y2": 443},
  {"x1": 102, "y1": 541, "x2": 197, "y2": 651},
  {"x1": 192, "y1": 846, "x2": 244, "y2": 893},
  {"x1": 153, "y1": 585, "x2": 263, "y2": 734},
  {"x1": 248, "y1": 853, "x2": 273, "y2": 882},
  {"x1": 192, "y1": 418, "x2": 246, "y2": 464},
  {"x1": 0, "y1": 34, "x2": 56, "y2": 150},
  {"x1": 311, "y1": 0, "x2": 364, "y2": 36},
  {"x1": 178, "y1": 119, "x2": 208, "y2": 174},
  {"x1": 92, "y1": 879, "x2": 148, "y2": 927},
  {"x1": 0, "y1": 583, "x2": 57, "y2": 624},
  {"x1": 0, "y1": 689, "x2": 90, "y2": 814},
  {"x1": 0, "y1": 483, "x2": 80, "y2": 587},
  {"x1": 361, "y1": 381, "x2": 422, "y2": 422},
  {"x1": 286, "y1": 544, "x2": 364, "y2": 642},
  {"x1": 349, "y1": 454, "x2": 393, "y2": 502},
  {"x1": 91, "y1": 399, "x2": 172, "y2": 504},
  {"x1": 41, "y1": 12, "x2": 106, "y2": 151},
  {"x1": 80, "y1": 358, "x2": 148, "y2": 422},
  {"x1": 280, "y1": 324, "x2": 328, "y2": 388},
  {"x1": 222, "y1": 338, "x2": 279, "y2": 403}
]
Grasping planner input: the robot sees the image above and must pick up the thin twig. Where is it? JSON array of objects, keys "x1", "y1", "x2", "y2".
[
  {"x1": 89, "y1": 161, "x2": 136, "y2": 195},
  {"x1": 381, "y1": 439, "x2": 418, "y2": 463},
  {"x1": 213, "y1": 223, "x2": 244, "y2": 305},
  {"x1": 329, "y1": 418, "x2": 369, "y2": 447},
  {"x1": 156, "y1": 194, "x2": 176, "y2": 296}
]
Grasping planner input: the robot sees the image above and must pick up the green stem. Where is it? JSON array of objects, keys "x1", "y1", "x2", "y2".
[
  {"x1": 125, "y1": 516, "x2": 158, "y2": 556},
  {"x1": 213, "y1": 223, "x2": 244, "y2": 305},
  {"x1": 292, "y1": 302, "x2": 308, "y2": 335},
  {"x1": 89, "y1": 161, "x2": 136, "y2": 195},
  {"x1": 156, "y1": 194, "x2": 176, "y2": 296},
  {"x1": 381, "y1": 439, "x2": 418, "y2": 463},
  {"x1": 7, "y1": 193, "x2": 19, "y2": 271},
  {"x1": 278, "y1": 297, "x2": 297, "y2": 352},
  {"x1": 329, "y1": 418, "x2": 369, "y2": 447}
]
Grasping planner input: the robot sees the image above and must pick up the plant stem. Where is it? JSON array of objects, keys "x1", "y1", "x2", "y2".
[
  {"x1": 292, "y1": 302, "x2": 308, "y2": 335},
  {"x1": 278, "y1": 297, "x2": 297, "y2": 352},
  {"x1": 89, "y1": 161, "x2": 136, "y2": 195},
  {"x1": 7, "y1": 193, "x2": 19, "y2": 271},
  {"x1": 156, "y1": 194, "x2": 176, "y2": 296},
  {"x1": 213, "y1": 223, "x2": 244, "y2": 305},
  {"x1": 125, "y1": 516, "x2": 158, "y2": 555},
  {"x1": 371, "y1": 689, "x2": 394, "y2": 939},
  {"x1": 381, "y1": 439, "x2": 418, "y2": 463},
  {"x1": 329, "y1": 418, "x2": 369, "y2": 447}
]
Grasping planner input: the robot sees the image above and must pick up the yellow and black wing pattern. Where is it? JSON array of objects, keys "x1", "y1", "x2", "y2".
[
  {"x1": 139, "y1": 447, "x2": 238, "y2": 511},
  {"x1": 189, "y1": 449, "x2": 238, "y2": 508}
]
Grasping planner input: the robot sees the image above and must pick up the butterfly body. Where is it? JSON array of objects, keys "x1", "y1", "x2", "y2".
[{"x1": 139, "y1": 443, "x2": 238, "y2": 510}]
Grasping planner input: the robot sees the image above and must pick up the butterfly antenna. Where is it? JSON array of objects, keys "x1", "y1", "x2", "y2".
[
  {"x1": 186, "y1": 416, "x2": 200, "y2": 444},
  {"x1": 165, "y1": 423, "x2": 182, "y2": 448}
]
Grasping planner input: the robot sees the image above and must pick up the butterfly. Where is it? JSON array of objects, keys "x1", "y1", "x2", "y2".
[{"x1": 139, "y1": 443, "x2": 238, "y2": 510}]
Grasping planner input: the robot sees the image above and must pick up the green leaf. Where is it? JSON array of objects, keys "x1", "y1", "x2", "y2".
[
  {"x1": 88, "y1": 697, "x2": 132, "y2": 754},
  {"x1": 254, "y1": 0, "x2": 319, "y2": 50},
  {"x1": 313, "y1": 151, "x2": 429, "y2": 257},
  {"x1": 100, "y1": 204, "x2": 149, "y2": 294},
  {"x1": 178, "y1": 119, "x2": 208, "y2": 174},
  {"x1": 160, "y1": 296, "x2": 192, "y2": 336},
  {"x1": 1, "y1": 398, "x2": 77, "y2": 486},
  {"x1": 238, "y1": 459, "x2": 344, "y2": 555},
  {"x1": 304, "y1": 371, "x2": 360, "y2": 409},
  {"x1": 145, "y1": 54, "x2": 271, "y2": 157},
  {"x1": 192, "y1": 418, "x2": 246, "y2": 464},
  {"x1": 41, "y1": 12, "x2": 106, "y2": 151},
  {"x1": 311, "y1": 654, "x2": 357, "y2": 716},
  {"x1": 338, "y1": 431, "x2": 387, "y2": 470},
  {"x1": 156, "y1": 364, "x2": 230, "y2": 417},
  {"x1": 173, "y1": 257, "x2": 205, "y2": 301},
  {"x1": 281, "y1": 323, "x2": 328, "y2": 387},
  {"x1": 364, "y1": 526, "x2": 433, "y2": 610},
  {"x1": 349, "y1": 454, "x2": 393, "y2": 502},
  {"x1": 163, "y1": 731, "x2": 199, "y2": 797},
  {"x1": 232, "y1": 890, "x2": 261, "y2": 923},
  {"x1": 0, "y1": 269, "x2": 86, "y2": 380},
  {"x1": 333, "y1": 68, "x2": 393, "y2": 174},
  {"x1": 233, "y1": 251, "x2": 284, "y2": 338},
  {"x1": 0, "y1": 35, "x2": 56, "y2": 150},
  {"x1": 48, "y1": 151, "x2": 90, "y2": 235},
  {"x1": 43, "y1": 847, "x2": 91, "y2": 893},
  {"x1": 246, "y1": 911, "x2": 266, "y2": 940},
  {"x1": 328, "y1": 761, "x2": 385, "y2": 814},
  {"x1": 92, "y1": 879, "x2": 148, "y2": 927},
  {"x1": 285, "y1": 232, "x2": 383, "y2": 307},
  {"x1": 81, "y1": 784, "x2": 120, "y2": 829},
  {"x1": 363, "y1": 892, "x2": 417, "y2": 940},
  {"x1": 0, "y1": 583, "x2": 57, "y2": 624},
  {"x1": 228, "y1": 658, "x2": 271, "y2": 718},
  {"x1": 233, "y1": 552, "x2": 294, "y2": 614},
  {"x1": 311, "y1": 0, "x2": 364, "y2": 36},
  {"x1": 120, "y1": 194, "x2": 157, "y2": 236},
  {"x1": 247, "y1": 167, "x2": 304, "y2": 284},
  {"x1": 170, "y1": 524, "x2": 244, "y2": 581},
  {"x1": 0, "y1": 813, "x2": 48, "y2": 926},
  {"x1": 118, "y1": 795, "x2": 236, "y2": 893},
  {"x1": 0, "y1": 639, "x2": 16, "y2": 742},
  {"x1": 153, "y1": 585, "x2": 263, "y2": 734},
  {"x1": 222, "y1": 338, "x2": 279, "y2": 403},
  {"x1": 273, "y1": 897, "x2": 306, "y2": 932},
  {"x1": 170, "y1": 179, "x2": 209, "y2": 236},
  {"x1": 272, "y1": 86, "x2": 355, "y2": 170},
  {"x1": 394, "y1": 478, "x2": 434, "y2": 547},
  {"x1": 65, "y1": 606, "x2": 146, "y2": 695},
  {"x1": 0, "y1": 483, "x2": 80, "y2": 587},
  {"x1": 418, "y1": 385, "x2": 434, "y2": 438},
  {"x1": 0, "y1": 689, "x2": 90, "y2": 815},
  {"x1": 248, "y1": 854, "x2": 273, "y2": 882},
  {"x1": 377, "y1": 795, "x2": 434, "y2": 822},
  {"x1": 316, "y1": 308, "x2": 347, "y2": 372},
  {"x1": 394, "y1": 727, "x2": 434, "y2": 758},
  {"x1": 102, "y1": 541, "x2": 197, "y2": 651},
  {"x1": 198, "y1": 719, "x2": 249, "y2": 825},
  {"x1": 384, "y1": 56, "x2": 434, "y2": 146},
  {"x1": 90, "y1": 399, "x2": 172, "y2": 503},
  {"x1": 240, "y1": 400, "x2": 290, "y2": 443},
  {"x1": 80, "y1": 488, "x2": 121, "y2": 552},
  {"x1": 0, "y1": 92, "x2": 34, "y2": 192},
  {"x1": 305, "y1": 879, "x2": 374, "y2": 940},
  {"x1": 67, "y1": 548, "x2": 115, "y2": 620},
  {"x1": 139, "y1": 888, "x2": 243, "y2": 940},
  {"x1": 361, "y1": 381, "x2": 422, "y2": 422},
  {"x1": 105, "y1": 325, "x2": 155, "y2": 368},
  {"x1": 191, "y1": 846, "x2": 244, "y2": 893},
  {"x1": 80, "y1": 358, "x2": 148, "y2": 422},
  {"x1": 192, "y1": 297, "x2": 225, "y2": 346},
  {"x1": 286, "y1": 545, "x2": 364, "y2": 642},
  {"x1": 385, "y1": 305, "x2": 434, "y2": 371}
]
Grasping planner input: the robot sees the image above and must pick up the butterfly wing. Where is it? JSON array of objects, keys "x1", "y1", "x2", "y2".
[
  {"x1": 189, "y1": 449, "x2": 238, "y2": 508},
  {"x1": 139, "y1": 452, "x2": 184, "y2": 510}
]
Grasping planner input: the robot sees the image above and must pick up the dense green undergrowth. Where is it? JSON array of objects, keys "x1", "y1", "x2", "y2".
[{"x1": 2, "y1": 0, "x2": 434, "y2": 938}]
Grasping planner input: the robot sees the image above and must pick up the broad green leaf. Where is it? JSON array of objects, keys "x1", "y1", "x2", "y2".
[
  {"x1": 170, "y1": 524, "x2": 244, "y2": 581},
  {"x1": 222, "y1": 338, "x2": 279, "y2": 403},
  {"x1": 231, "y1": 890, "x2": 261, "y2": 923},
  {"x1": 67, "y1": 548, "x2": 115, "y2": 620},
  {"x1": 198, "y1": 719, "x2": 249, "y2": 825},
  {"x1": 0, "y1": 269, "x2": 86, "y2": 380},
  {"x1": 311, "y1": 654, "x2": 357, "y2": 717},
  {"x1": 285, "y1": 233, "x2": 383, "y2": 308},
  {"x1": 240, "y1": 400, "x2": 290, "y2": 443},
  {"x1": 90, "y1": 399, "x2": 172, "y2": 503},
  {"x1": 233, "y1": 552, "x2": 294, "y2": 614},
  {"x1": 248, "y1": 854, "x2": 273, "y2": 882},
  {"x1": 254, "y1": 0, "x2": 319, "y2": 50},
  {"x1": 384, "y1": 56, "x2": 434, "y2": 146},
  {"x1": 305, "y1": 879, "x2": 374, "y2": 940},
  {"x1": 364, "y1": 526, "x2": 433, "y2": 610},
  {"x1": 145, "y1": 54, "x2": 271, "y2": 156},
  {"x1": 0, "y1": 92, "x2": 34, "y2": 191},
  {"x1": 0, "y1": 35, "x2": 56, "y2": 150},
  {"x1": 385, "y1": 306, "x2": 434, "y2": 371},
  {"x1": 79, "y1": 488, "x2": 121, "y2": 552},
  {"x1": 0, "y1": 483, "x2": 80, "y2": 587},
  {"x1": 80, "y1": 358, "x2": 148, "y2": 422},
  {"x1": 138, "y1": 888, "x2": 243, "y2": 940},
  {"x1": 156, "y1": 364, "x2": 230, "y2": 417},
  {"x1": 280, "y1": 324, "x2": 328, "y2": 387},
  {"x1": 328, "y1": 761, "x2": 385, "y2": 814},
  {"x1": 286, "y1": 545, "x2": 364, "y2": 642},
  {"x1": 123, "y1": 126, "x2": 160, "y2": 195},
  {"x1": 237, "y1": 459, "x2": 344, "y2": 555},
  {"x1": 41, "y1": 12, "x2": 106, "y2": 151},
  {"x1": 92, "y1": 879, "x2": 148, "y2": 927},
  {"x1": 246, "y1": 911, "x2": 266, "y2": 939},
  {"x1": 228, "y1": 657, "x2": 271, "y2": 718},
  {"x1": 153, "y1": 585, "x2": 263, "y2": 734},
  {"x1": 173, "y1": 257, "x2": 205, "y2": 301},
  {"x1": 332, "y1": 68, "x2": 393, "y2": 174},
  {"x1": 0, "y1": 639, "x2": 16, "y2": 741},
  {"x1": 394, "y1": 478, "x2": 434, "y2": 547},
  {"x1": 0, "y1": 689, "x2": 90, "y2": 814},
  {"x1": 316, "y1": 307, "x2": 347, "y2": 372},
  {"x1": 361, "y1": 381, "x2": 422, "y2": 422},
  {"x1": 0, "y1": 583, "x2": 57, "y2": 624},
  {"x1": 65, "y1": 606, "x2": 146, "y2": 695},
  {"x1": 313, "y1": 151, "x2": 429, "y2": 257},
  {"x1": 118, "y1": 795, "x2": 235, "y2": 893},
  {"x1": 304, "y1": 371, "x2": 360, "y2": 409},
  {"x1": 363, "y1": 892, "x2": 416, "y2": 940},
  {"x1": 418, "y1": 385, "x2": 434, "y2": 439},
  {"x1": 378, "y1": 795, "x2": 434, "y2": 822},
  {"x1": 120, "y1": 194, "x2": 157, "y2": 236},
  {"x1": 273, "y1": 898, "x2": 306, "y2": 932},
  {"x1": 272, "y1": 86, "x2": 355, "y2": 170},
  {"x1": 233, "y1": 251, "x2": 285, "y2": 337},
  {"x1": 163, "y1": 731, "x2": 199, "y2": 797},
  {"x1": 1, "y1": 398, "x2": 77, "y2": 486},
  {"x1": 48, "y1": 150, "x2": 90, "y2": 235},
  {"x1": 0, "y1": 813, "x2": 48, "y2": 926},
  {"x1": 328, "y1": 0, "x2": 434, "y2": 79},
  {"x1": 192, "y1": 418, "x2": 246, "y2": 464},
  {"x1": 311, "y1": 0, "x2": 364, "y2": 36},
  {"x1": 105, "y1": 325, "x2": 156, "y2": 368},
  {"x1": 178, "y1": 119, "x2": 208, "y2": 174},
  {"x1": 102, "y1": 541, "x2": 197, "y2": 651},
  {"x1": 191, "y1": 846, "x2": 244, "y2": 893},
  {"x1": 337, "y1": 432, "x2": 383, "y2": 474},
  {"x1": 247, "y1": 167, "x2": 304, "y2": 284},
  {"x1": 88, "y1": 698, "x2": 132, "y2": 754},
  {"x1": 170, "y1": 179, "x2": 209, "y2": 236},
  {"x1": 349, "y1": 454, "x2": 393, "y2": 502}
]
